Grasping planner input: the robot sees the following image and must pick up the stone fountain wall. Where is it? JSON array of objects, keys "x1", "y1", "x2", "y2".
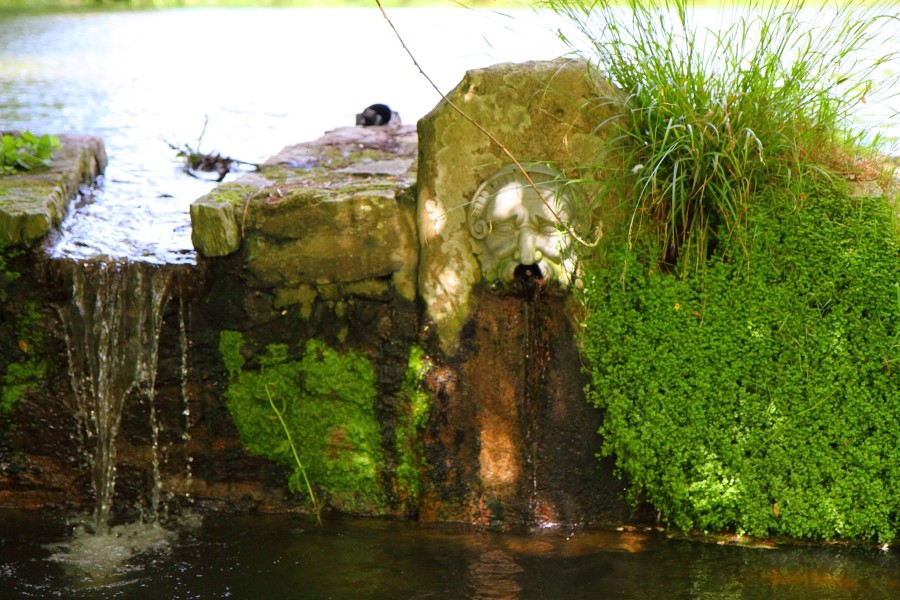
[
  {"x1": 413, "y1": 58, "x2": 626, "y2": 526},
  {"x1": 0, "y1": 59, "x2": 636, "y2": 528}
]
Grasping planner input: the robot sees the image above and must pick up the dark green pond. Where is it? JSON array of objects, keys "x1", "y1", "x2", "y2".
[{"x1": 2, "y1": 510, "x2": 899, "y2": 599}]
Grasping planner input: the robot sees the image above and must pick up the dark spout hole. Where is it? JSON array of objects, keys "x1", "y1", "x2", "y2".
[{"x1": 514, "y1": 264, "x2": 543, "y2": 283}]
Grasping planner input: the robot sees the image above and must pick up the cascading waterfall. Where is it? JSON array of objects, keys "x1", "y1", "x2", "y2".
[{"x1": 55, "y1": 258, "x2": 175, "y2": 532}]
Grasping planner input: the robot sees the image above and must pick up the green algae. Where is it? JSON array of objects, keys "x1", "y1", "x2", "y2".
[
  {"x1": 0, "y1": 300, "x2": 45, "y2": 415},
  {"x1": 220, "y1": 332, "x2": 388, "y2": 514},
  {"x1": 202, "y1": 182, "x2": 257, "y2": 207},
  {"x1": 394, "y1": 345, "x2": 431, "y2": 510},
  {"x1": 218, "y1": 329, "x2": 245, "y2": 378}
]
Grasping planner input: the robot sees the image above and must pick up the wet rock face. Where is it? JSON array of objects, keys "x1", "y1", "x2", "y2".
[
  {"x1": 419, "y1": 288, "x2": 628, "y2": 528},
  {"x1": 412, "y1": 59, "x2": 628, "y2": 527}
]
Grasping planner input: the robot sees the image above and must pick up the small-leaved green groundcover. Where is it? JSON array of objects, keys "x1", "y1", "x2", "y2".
[
  {"x1": 581, "y1": 186, "x2": 899, "y2": 541},
  {"x1": 545, "y1": 0, "x2": 900, "y2": 541},
  {"x1": 1, "y1": 131, "x2": 59, "y2": 176}
]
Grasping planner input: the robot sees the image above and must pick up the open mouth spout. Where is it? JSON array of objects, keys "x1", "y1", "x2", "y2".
[{"x1": 513, "y1": 263, "x2": 544, "y2": 284}]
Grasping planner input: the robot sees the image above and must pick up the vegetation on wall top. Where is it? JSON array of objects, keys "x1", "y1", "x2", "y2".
[
  {"x1": 545, "y1": 0, "x2": 898, "y2": 272},
  {"x1": 0, "y1": 132, "x2": 59, "y2": 176}
]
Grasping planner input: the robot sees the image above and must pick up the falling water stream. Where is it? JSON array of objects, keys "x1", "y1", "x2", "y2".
[
  {"x1": 55, "y1": 260, "x2": 174, "y2": 531},
  {"x1": 514, "y1": 264, "x2": 551, "y2": 525},
  {"x1": 46, "y1": 258, "x2": 196, "y2": 579}
]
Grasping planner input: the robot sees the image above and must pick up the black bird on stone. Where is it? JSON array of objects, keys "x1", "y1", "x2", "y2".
[{"x1": 356, "y1": 103, "x2": 396, "y2": 126}]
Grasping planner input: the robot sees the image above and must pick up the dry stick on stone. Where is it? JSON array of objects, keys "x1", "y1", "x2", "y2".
[{"x1": 375, "y1": 0, "x2": 602, "y2": 247}]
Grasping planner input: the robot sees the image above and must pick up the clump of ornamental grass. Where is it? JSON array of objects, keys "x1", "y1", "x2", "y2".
[{"x1": 542, "y1": 0, "x2": 898, "y2": 271}]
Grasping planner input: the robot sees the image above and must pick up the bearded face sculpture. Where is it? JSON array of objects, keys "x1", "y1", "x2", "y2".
[{"x1": 467, "y1": 164, "x2": 576, "y2": 290}]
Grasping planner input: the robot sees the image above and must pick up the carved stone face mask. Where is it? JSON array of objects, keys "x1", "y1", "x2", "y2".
[{"x1": 468, "y1": 164, "x2": 575, "y2": 289}]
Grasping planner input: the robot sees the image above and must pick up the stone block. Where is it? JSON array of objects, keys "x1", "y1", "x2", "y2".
[
  {"x1": 189, "y1": 182, "x2": 261, "y2": 258},
  {"x1": 416, "y1": 58, "x2": 615, "y2": 353},
  {"x1": 194, "y1": 125, "x2": 419, "y2": 300},
  {"x1": 0, "y1": 134, "x2": 106, "y2": 247}
]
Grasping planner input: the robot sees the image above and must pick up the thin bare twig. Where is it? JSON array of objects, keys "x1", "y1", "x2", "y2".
[{"x1": 375, "y1": 0, "x2": 601, "y2": 247}]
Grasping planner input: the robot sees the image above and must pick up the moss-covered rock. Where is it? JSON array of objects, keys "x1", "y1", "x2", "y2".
[
  {"x1": 189, "y1": 125, "x2": 419, "y2": 301},
  {"x1": 189, "y1": 181, "x2": 258, "y2": 257},
  {"x1": 394, "y1": 345, "x2": 431, "y2": 511},
  {"x1": 0, "y1": 134, "x2": 106, "y2": 247},
  {"x1": 220, "y1": 333, "x2": 388, "y2": 515}
]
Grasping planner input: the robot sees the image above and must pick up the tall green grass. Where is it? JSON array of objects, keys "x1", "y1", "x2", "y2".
[{"x1": 543, "y1": 0, "x2": 898, "y2": 271}]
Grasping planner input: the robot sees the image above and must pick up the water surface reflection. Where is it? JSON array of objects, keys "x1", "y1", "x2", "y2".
[{"x1": 2, "y1": 511, "x2": 899, "y2": 599}]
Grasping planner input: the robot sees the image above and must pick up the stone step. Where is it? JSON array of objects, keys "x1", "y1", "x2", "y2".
[{"x1": 0, "y1": 134, "x2": 106, "y2": 248}]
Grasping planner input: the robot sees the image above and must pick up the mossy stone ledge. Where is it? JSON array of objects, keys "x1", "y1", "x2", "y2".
[
  {"x1": 189, "y1": 125, "x2": 419, "y2": 301},
  {"x1": 0, "y1": 134, "x2": 107, "y2": 247}
]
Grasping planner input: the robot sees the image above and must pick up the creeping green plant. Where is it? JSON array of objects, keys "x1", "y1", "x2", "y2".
[
  {"x1": 581, "y1": 185, "x2": 900, "y2": 541},
  {"x1": 0, "y1": 132, "x2": 60, "y2": 175}
]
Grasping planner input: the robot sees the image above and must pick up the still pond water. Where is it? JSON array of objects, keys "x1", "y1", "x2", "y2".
[
  {"x1": 2, "y1": 7, "x2": 900, "y2": 599},
  {"x1": 3, "y1": 510, "x2": 900, "y2": 599}
]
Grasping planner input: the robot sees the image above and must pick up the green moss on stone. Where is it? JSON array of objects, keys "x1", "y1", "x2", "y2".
[
  {"x1": 206, "y1": 182, "x2": 257, "y2": 207},
  {"x1": 190, "y1": 183, "x2": 258, "y2": 257},
  {"x1": 218, "y1": 329, "x2": 246, "y2": 378},
  {"x1": 1, "y1": 359, "x2": 45, "y2": 414},
  {"x1": 0, "y1": 241, "x2": 21, "y2": 302},
  {"x1": 1, "y1": 300, "x2": 46, "y2": 414},
  {"x1": 0, "y1": 180, "x2": 59, "y2": 246},
  {"x1": 394, "y1": 345, "x2": 431, "y2": 507},
  {"x1": 220, "y1": 333, "x2": 387, "y2": 514}
]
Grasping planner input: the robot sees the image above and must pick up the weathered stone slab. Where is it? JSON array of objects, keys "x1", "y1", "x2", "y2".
[
  {"x1": 0, "y1": 134, "x2": 106, "y2": 247},
  {"x1": 416, "y1": 58, "x2": 616, "y2": 353},
  {"x1": 245, "y1": 188, "x2": 417, "y2": 287},
  {"x1": 190, "y1": 182, "x2": 257, "y2": 257},
  {"x1": 190, "y1": 125, "x2": 419, "y2": 300}
]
